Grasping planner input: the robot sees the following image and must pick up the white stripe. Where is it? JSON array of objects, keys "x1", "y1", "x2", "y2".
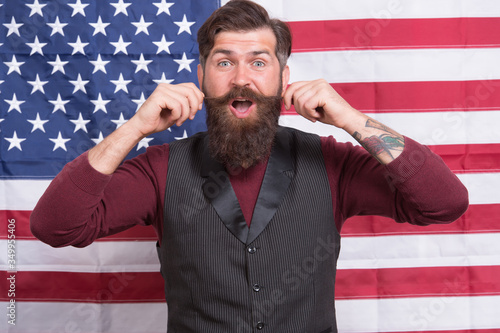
[
  {"x1": 2, "y1": 232, "x2": 499, "y2": 272},
  {"x1": 289, "y1": 48, "x2": 500, "y2": 83},
  {"x1": 1, "y1": 301, "x2": 167, "y2": 333},
  {"x1": 1, "y1": 173, "x2": 499, "y2": 211},
  {"x1": 2, "y1": 151, "x2": 500, "y2": 214},
  {"x1": 0, "y1": 179, "x2": 51, "y2": 210},
  {"x1": 279, "y1": 110, "x2": 500, "y2": 146},
  {"x1": 223, "y1": 0, "x2": 500, "y2": 20},
  {"x1": 458, "y1": 173, "x2": 500, "y2": 205},
  {"x1": 3, "y1": 296, "x2": 499, "y2": 332},
  {"x1": 336, "y1": 295, "x2": 500, "y2": 332},
  {"x1": 338, "y1": 233, "x2": 500, "y2": 270},
  {"x1": 0, "y1": 240, "x2": 160, "y2": 273}
]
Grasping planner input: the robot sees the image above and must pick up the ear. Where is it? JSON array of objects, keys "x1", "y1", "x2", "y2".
[
  {"x1": 281, "y1": 65, "x2": 290, "y2": 97},
  {"x1": 197, "y1": 64, "x2": 204, "y2": 91}
]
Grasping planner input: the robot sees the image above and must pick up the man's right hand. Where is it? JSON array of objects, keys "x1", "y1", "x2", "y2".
[
  {"x1": 129, "y1": 83, "x2": 205, "y2": 137},
  {"x1": 88, "y1": 83, "x2": 204, "y2": 175}
]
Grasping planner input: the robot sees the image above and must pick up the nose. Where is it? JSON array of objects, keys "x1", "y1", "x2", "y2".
[{"x1": 231, "y1": 65, "x2": 251, "y2": 88}]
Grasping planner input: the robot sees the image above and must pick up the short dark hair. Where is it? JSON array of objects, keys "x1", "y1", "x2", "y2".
[{"x1": 197, "y1": 0, "x2": 292, "y2": 70}]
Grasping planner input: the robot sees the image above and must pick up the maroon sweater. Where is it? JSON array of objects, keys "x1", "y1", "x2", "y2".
[{"x1": 30, "y1": 135, "x2": 469, "y2": 248}]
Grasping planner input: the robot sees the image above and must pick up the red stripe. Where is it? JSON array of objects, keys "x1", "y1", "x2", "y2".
[
  {"x1": 2, "y1": 265, "x2": 499, "y2": 302},
  {"x1": 0, "y1": 271, "x2": 165, "y2": 303},
  {"x1": 281, "y1": 80, "x2": 500, "y2": 114},
  {"x1": 341, "y1": 204, "x2": 500, "y2": 237},
  {"x1": 0, "y1": 210, "x2": 158, "y2": 241},
  {"x1": 336, "y1": 265, "x2": 500, "y2": 299},
  {"x1": 428, "y1": 144, "x2": 500, "y2": 174},
  {"x1": 2, "y1": 204, "x2": 499, "y2": 241},
  {"x1": 289, "y1": 17, "x2": 500, "y2": 52},
  {"x1": 379, "y1": 331, "x2": 499, "y2": 333}
]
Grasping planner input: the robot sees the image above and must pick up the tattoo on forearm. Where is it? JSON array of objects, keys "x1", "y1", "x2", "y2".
[
  {"x1": 365, "y1": 119, "x2": 397, "y2": 134},
  {"x1": 353, "y1": 119, "x2": 405, "y2": 162}
]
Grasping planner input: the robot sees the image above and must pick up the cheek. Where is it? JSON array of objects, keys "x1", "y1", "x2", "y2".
[
  {"x1": 255, "y1": 71, "x2": 283, "y2": 95},
  {"x1": 257, "y1": 80, "x2": 281, "y2": 96},
  {"x1": 203, "y1": 76, "x2": 229, "y2": 97},
  {"x1": 202, "y1": 80, "x2": 216, "y2": 97}
]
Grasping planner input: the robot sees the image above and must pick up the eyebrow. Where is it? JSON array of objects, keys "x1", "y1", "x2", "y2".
[{"x1": 211, "y1": 49, "x2": 272, "y2": 57}]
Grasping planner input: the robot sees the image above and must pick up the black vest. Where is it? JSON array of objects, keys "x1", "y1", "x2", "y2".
[{"x1": 158, "y1": 127, "x2": 341, "y2": 332}]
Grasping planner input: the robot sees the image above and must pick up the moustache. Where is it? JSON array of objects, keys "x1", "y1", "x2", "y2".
[{"x1": 203, "y1": 87, "x2": 282, "y2": 109}]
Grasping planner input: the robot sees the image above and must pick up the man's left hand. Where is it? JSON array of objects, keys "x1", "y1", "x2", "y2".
[
  {"x1": 283, "y1": 79, "x2": 366, "y2": 131},
  {"x1": 283, "y1": 79, "x2": 405, "y2": 164}
]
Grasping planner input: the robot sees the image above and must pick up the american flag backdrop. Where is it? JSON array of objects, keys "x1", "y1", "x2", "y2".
[{"x1": 1, "y1": 0, "x2": 500, "y2": 332}]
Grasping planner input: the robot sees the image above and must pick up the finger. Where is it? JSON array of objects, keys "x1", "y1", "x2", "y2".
[
  {"x1": 298, "y1": 106, "x2": 321, "y2": 123},
  {"x1": 182, "y1": 83, "x2": 205, "y2": 119},
  {"x1": 187, "y1": 83, "x2": 205, "y2": 109},
  {"x1": 290, "y1": 85, "x2": 326, "y2": 122},
  {"x1": 283, "y1": 81, "x2": 308, "y2": 110},
  {"x1": 173, "y1": 92, "x2": 192, "y2": 127},
  {"x1": 163, "y1": 96, "x2": 184, "y2": 126},
  {"x1": 151, "y1": 88, "x2": 187, "y2": 127},
  {"x1": 170, "y1": 83, "x2": 204, "y2": 121},
  {"x1": 158, "y1": 85, "x2": 196, "y2": 126},
  {"x1": 292, "y1": 86, "x2": 317, "y2": 113}
]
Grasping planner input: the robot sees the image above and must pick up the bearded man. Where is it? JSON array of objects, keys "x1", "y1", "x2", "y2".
[{"x1": 31, "y1": 0, "x2": 469, "y2": 332}]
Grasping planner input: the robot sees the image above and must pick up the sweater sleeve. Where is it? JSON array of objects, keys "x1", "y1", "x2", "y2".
[
  {"x1": 321, "y1": 136, "x2": 469, "y2": 232},
  {"x1": 30, "y1": 145, "x2": 169, "y2": 248}
]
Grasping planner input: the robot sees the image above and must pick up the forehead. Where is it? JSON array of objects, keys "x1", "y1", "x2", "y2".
[{"x1": 209, "y1": 28, "x2": 277, "y2": 58}]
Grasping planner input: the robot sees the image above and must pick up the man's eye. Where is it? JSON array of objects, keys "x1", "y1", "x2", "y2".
[
  {"x1": 218, "y1": 61, "x2": 231, "y2": 67},
  {"x1": 253, "y1": 61, "x2": 265, "y2": 67}
]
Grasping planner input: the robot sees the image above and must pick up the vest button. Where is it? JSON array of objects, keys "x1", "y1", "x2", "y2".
[
  {"x1": 252, "y1": 284, "x2": 261, "y2": 292},
  {"x1": 256, "y1": 321, "x2": 265, "y2": 330},
  {"x1": 247, "y1": 246, "x2": 257, "y2": 254}
]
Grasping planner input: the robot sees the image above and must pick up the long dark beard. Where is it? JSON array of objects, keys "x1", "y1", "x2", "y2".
[{"x1": 204, "y1": 86, "x2": 282, "y2": 169}]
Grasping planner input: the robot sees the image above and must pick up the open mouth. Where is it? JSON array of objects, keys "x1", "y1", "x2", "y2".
[{"x1": 229, "y1": 98, "x2": 255, "y2": 118}]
